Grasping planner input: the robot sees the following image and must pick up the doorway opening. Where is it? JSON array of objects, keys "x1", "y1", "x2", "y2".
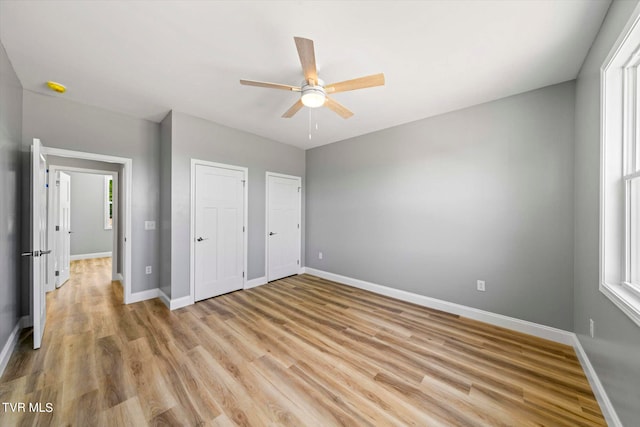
[{"x1": 47, "y1": 166, "x2": 119, "y2": 292}]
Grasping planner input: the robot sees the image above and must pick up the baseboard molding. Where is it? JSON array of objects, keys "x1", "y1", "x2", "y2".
[
  {"x1": 113, "y1": 273, "x2": 123, "y2": 282},
  {"x1": 245, "y1": 276, "x2": 267, "y2": 289},
  {"x1": 128, "y1": 288, "x2": 160, "y2": 304},
  {"x1": 158, "y1": 289, "x2": 193, "y2": 310},
  {"x1": 70, "y1": 251, "x2": 112, "y2": 261},
  {"x1": 170, "y1": 295, "x2": 192, "y2": 310},
  {"x1": 0, "y1": 319, "x2": 22, "y2": 378},
  {"x1": 304, "y1": 267, "x2": 574, "y2": 345},
  {"x1": 158, "y1": 289, "x2": 171, "y2": 309},
  {"x1": 572, "y1": 335, "x2": 623, "y2": 427}
]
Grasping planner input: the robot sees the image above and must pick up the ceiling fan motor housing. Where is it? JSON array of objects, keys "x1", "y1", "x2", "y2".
[{"x1": 301, "y1": 79, "x2": 326, "y2": 108}]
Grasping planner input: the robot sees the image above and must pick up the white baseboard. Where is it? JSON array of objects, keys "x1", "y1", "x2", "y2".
[
  {"x1": 170, "y1": 295, "x2": 192, "y2": 310},
  {"x1": 245, "y1": 276, "x2": 267, "y2": 289},
  {"x1": 158, "y1": 289, "x2": 171, "y2": 309},
  {"x1": 70, "y1": 251, "x2": 112, "y2": 261},
  {"x1": 0, "y1": 319, "x2": 22, "y2": 377},
  {"x1": 128, "y1": 288, "x2": 159, "y2": 304},
  {"x1": 304, "y1": 267, "x2": 574, "y2": 345},
  {"x1": 113, "y1": 273, "x2": 123, "y2": 282},
  {"x1": 158, "y1": 289, "x2": 193, "y2": 310},
  {"x1": 572, "y1": 336, "x2": 622, "y2": 427}
]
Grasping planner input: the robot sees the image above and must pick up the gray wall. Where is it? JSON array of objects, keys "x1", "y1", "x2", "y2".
[
  {"x1": 67, "y1": 172, "x2": 113, "y2": 256},
  {"x1": 0, "y1": 41, "x2": 22, "y2": 350},
  {"x1": 170, "y1": 111, "x2": 306, "y2": 298},
  {"x1": 22, "y1": 91, "x2": 160, "y2": 294},
  {"x1": 306, "y1": 81, "x2": 576, "y2": 330},
  {"x1": 159, "y1": 112, "x2": 172, "y2": 297},
  {"x1": 574, "y1": 0, "x2": 640, "y2": 424}
]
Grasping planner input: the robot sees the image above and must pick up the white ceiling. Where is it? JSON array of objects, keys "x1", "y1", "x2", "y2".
[{"x1": 0, "y1": 0, "x2": 610, "y2": 149}]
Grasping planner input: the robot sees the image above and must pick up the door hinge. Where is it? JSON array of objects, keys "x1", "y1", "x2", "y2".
[
  {"x1": 242, "y1": 271, "x2": 245, "y2": 278},
  {"x1": 298, "y1": 187, "x2": 301, "y2": 192},
  {"x1": 297, "y1": 224, "x2": 300, "y2": 229},
  {"x1": 55, "y1": 270, "x2": 59, "y2": 277},
  {"x1": 56, "y1": 180, "x2": 60, "y2": 187},
  {"x1": 297, "y1": 260, "x2": 299, "y2": 265},
  {"x1": 55, "y1": 225, "x2": 60, "y2": 231},
  {"x1": 243, "y1": 226, "x2": 245, "y2": 232},
  {"x1": 241, "y1": 179, "x2": 246, "y2": 187}
]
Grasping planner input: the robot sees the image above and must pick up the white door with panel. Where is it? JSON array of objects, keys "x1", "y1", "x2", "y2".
[
  {"x1": 267, "y1": 173, "x2": 301, "y2": 282},
  {"x1": 56, "y1": 171, "x2": 71, "y2": 287},
  {"x1": 194, "y1": 164, "x2": 246, "y2": 301},
  {"x1": 25, "y1": 139, "x2": 50, "y2": 349}
]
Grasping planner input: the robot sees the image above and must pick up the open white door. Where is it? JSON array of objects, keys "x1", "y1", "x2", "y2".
[
  {"x1": 57, "y1": 171, "x2": 71, "y2": 287},
  {"x1": 26, "y1": 138, "x2": 49, "y2": 349},
  {"x1": 266, "y1": 173, "x2": 301, "y2": 282}
]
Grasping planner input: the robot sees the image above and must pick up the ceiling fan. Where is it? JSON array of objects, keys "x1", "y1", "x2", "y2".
[{"x1": 240, "y1": 37, "x2": 385, "y2": 119}]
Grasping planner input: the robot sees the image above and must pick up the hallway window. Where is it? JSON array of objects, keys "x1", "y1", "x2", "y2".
[{"x1": 104, "y1": 175, "x2": 113, "y2": 230}]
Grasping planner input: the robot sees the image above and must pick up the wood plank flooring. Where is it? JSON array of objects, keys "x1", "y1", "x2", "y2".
[{"x1": 0, "y1": 258, "x2": 605, "y2": 426}]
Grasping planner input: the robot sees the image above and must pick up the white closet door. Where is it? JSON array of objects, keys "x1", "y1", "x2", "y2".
[
  {"x1": 267, "y1": 173, "x2": 301, "y2": 282},
  {"x1": 194, "y1": 164, "x2": 245, "y2": 301}
]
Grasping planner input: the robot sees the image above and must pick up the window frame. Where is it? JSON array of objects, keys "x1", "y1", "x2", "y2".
[
  {"x1": 600, "y1": 4, "x2": 640, "y2": 328},
  {"x1": 104, "y1": 175, "x2": 113, "y2": 230}
]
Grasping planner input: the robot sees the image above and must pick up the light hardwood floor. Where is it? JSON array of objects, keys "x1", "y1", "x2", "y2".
[{"x1": 0, "y1": 258, "x2": 605, "y2": 426}]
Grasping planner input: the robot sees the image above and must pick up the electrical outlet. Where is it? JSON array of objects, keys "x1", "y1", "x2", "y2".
[
  {"x1": 589, "y1": 318, "x2": 595, "y2": 338},
  {"x1": 318, "y1": 252, "x2": 323, "y2": 260},
  {"x1": 477, "y1": 280, "x2": 486, "y2": 292},
  {"x1": 144, "y1": 221, "x2": 156, "y2": 230},
  {"x1": 145, "y1": 266, "x2": 152, "y2": 275}
]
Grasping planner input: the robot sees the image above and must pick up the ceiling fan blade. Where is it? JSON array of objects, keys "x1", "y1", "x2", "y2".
[
  {"x1": 294, "y1": 37, "x2": 318, "y2": 85},
  {"x1": 325, "y1": 73, "x2": 385, "y2": 94},
  {"x1": 282, "y1": 99, "x2": 305, "y2": 118},
  {"x1": 325, "y1": 96, "x2": 354, "y2": 119},
  {"x1": 240, "y1": 79, "x2": 301, "y2": 91}
]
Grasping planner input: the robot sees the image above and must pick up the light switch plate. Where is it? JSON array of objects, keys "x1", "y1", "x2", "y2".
[{"x1": 144, "y1": 221, "x2": 156, "y2": 230}]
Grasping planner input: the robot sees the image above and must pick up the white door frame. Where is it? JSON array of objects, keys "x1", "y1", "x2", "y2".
[
  {"x1": 47, "y1": 166, "x2": 120, "y2": 288},
  {"x1": 42, "y1": 147, "x2": 133, "y2": 304},
  {"x1": 190, "y1": 159, "x2": 248, "y2": 304},
  {"x1": 265, "y1": 171, "x2": 302, "y2": 282}
]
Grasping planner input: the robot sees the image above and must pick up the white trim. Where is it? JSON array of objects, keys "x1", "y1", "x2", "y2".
[
  {"x1": 158, "y1": 289, "x2": 193, "y2": 310},
  {"x1": 159, "y1": 289, "x2": 171, "y2": 309},
  {"x1": 190, "y1": 159, "x2": 248, "y2": 305},
  {"x1": 265, "y1": 172, "x2": 302, "y2": 282},
  {"x1": 128, "y1": 288, "x2": 160, "y2": 304},
  {"x1": 304, "y1": 267, "x2": 574, "y2": 345},
  {"x1": 169, "y1": 295, "x2": 192, "y2": 310},
  {"x1": 70, "y1": 251, "x2": 113, "y2": 261},
  {"x1": 572, "y1": 336, "x2": 623, "y2": 427},
  {"x1": 0, "y1": 320, "x2": 22, "y2": 377},
  {"x1": 42, "y1": 147, "x2": 133, "y2": 305},
  {"x1": 245, "y1": 276, "x2": 268, "y2": 289},
  {"x1": 115, "y1": 273, "x2": 124, "y2": 282}
]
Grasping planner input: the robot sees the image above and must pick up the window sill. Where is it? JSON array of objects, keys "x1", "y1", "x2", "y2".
[{"x1": 600, "y1": 281, "x2": 640, "y2": 327}]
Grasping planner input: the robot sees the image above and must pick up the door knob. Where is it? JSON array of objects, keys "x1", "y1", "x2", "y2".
[
  {"x1": 40, "y1": 249, "x2": 52, "y2": 255},
  {"x1": 196, "y1": 237, "x2": 209, "y2": 242},
  {"x1": 269, "y1": 232, "x2": 277, "y2": 236}
]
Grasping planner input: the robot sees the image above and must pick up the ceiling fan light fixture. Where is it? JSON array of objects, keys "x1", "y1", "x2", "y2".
[{"x1": 301, "y1": 86, "x2": 326, "y2": 108}]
